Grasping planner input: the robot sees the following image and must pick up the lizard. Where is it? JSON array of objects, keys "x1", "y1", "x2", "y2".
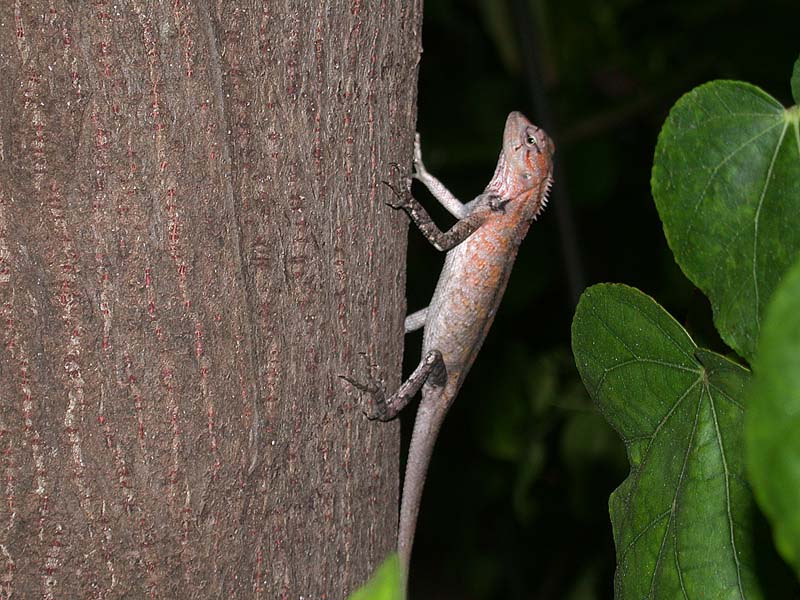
[{"x1": 348, "y1": 111, "x2": 554, "y2": 584}]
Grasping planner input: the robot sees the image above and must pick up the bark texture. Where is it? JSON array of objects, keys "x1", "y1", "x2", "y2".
[{"x1": 0, "y1": 1, "x2": 421, "y2": 597}]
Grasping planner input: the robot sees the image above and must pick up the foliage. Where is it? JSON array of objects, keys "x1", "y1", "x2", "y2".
[
  {"x1": 403, "y1": 0, "x2": 798, "y2": 597},
  {"x1": 652, "y1": 81, "x2": 800, "y2": 361},
  {"x1": 348, "y1": 555, "x2": 404, "y2": 600},
  {"x1": 572, "y1": 56, "x2": 800, "y2": 596},
  {"x1": 746, "y1": 257, "x2": 800, "y2": 580},
  {"x1": 573, "y1": 285, "x2": 761, "y2": 596}
]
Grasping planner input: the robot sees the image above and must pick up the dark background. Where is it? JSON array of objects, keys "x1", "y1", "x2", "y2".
[{"x1": 402, "y1": 0, "x2": 798, "y2": 597}]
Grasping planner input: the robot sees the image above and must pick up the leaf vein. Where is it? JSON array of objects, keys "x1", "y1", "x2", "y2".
[
  {"x1": 650, "y1": 382, "x2": 705, "y2": 598},
  {"x1": 616, "y1": 381, "x2": 701, "y2": 576},
  {"x1": 752, "y1": 119, "x2": 790, "y2": 330},
  {"x1": 706, "y1": 380, "x2": 745, "y2": 597},
  {"x1": 682, "y1": 120, "x2": 783, "y2": 242},
  {"x1": 706, "y1": 381, "x2": 745, "y2": 411}
]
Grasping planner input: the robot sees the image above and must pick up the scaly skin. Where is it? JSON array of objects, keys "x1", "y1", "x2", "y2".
[{"x1": 364, "y1": 111, "x2": 554, "y2": 585}]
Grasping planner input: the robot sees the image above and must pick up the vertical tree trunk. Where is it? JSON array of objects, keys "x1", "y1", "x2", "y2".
[{"x1": 0, "y1": 1, "x2": 421, "y2": 597}]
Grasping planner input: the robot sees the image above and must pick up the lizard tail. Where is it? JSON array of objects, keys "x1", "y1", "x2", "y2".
[{"x1": 398, "y1": 395, "x2": 446, "y2": 587}]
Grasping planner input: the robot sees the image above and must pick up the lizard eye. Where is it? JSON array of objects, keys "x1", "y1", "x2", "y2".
[{"x1": 525, "y1": 132, "x2": 539, "y2": 148}]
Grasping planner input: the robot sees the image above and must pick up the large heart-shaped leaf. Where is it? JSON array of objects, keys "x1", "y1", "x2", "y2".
[
  {"x1": 652, "y1": 79, "x2": 800, "y2": 362},
  {"x1": 747, "y1": 255, "x2": 800, "y2": 580},
  {"x1": 572, "y1": 284, "x2": 765, "y2": 598}
]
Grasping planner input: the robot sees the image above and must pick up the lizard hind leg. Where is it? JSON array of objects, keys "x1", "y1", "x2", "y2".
[
  {"x1": 375, "y1": 349, "x2": 446, "y2": 422},
  {"x1": 340, "y1": 350, "x2": 446, "y2": 422}
]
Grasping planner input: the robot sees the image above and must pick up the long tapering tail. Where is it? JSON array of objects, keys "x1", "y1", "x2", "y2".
[{"x1": 397, "y1": 397, "x2": 446, "y2": 588}]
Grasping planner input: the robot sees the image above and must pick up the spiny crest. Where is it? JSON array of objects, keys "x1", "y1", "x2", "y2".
[{"x1": 531, "y1": 175, "x2": 554, "y2": 222}]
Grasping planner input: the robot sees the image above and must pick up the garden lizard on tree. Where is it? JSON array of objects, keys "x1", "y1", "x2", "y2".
[{"x1": 348, "y1": 111, "x2": 554, "y2": 583}]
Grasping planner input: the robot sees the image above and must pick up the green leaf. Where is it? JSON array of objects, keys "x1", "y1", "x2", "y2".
[
  {"x1": 652, "y1": 79, "x2": 800, "y2": 361},
  {"x1": 746, "y1": 256, "x2": 800, "y2": 579},
  {"x1": 347, "y1": 554, "x2": 403, "y2": 600},
  {"x1": 572, "y1": 284, "x2": 764, "y2": 598},
  {"x1": 792, "y1": 54, "x2": 800, "y2": 105}
]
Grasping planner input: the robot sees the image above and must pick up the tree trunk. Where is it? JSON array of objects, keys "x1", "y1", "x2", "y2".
[{"x1": 0, "y1": 1, "x2": 421, "y2": 597}]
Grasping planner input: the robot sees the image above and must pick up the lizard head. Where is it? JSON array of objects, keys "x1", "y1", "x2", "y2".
[{"x1": 487, "y1": 111, "x2": 555, "y2": 220}]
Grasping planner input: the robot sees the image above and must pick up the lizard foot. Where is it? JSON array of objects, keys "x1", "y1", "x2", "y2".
[
  {"x1": 338, "y1": 354, "x2": 392, "y2": 421},
  {"x1": 381, "y1": 179, "x2": 414, "y2": 212},
  {"x1": 382, "y1": 161, "x2": 414, "y2": 211}
]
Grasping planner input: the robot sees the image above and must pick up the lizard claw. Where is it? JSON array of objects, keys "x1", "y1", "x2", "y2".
[
  {"x1": 383, "y1": 159, "x2": 414, "y2": 211},
  {"x1": 338, "y1": 373, "x2": 379, "y2": 395},
  {"x1": 381, "y1": 179, "x2": 413, "y2": 212},
  {"x1": 387, "y1": 162, "x2": 413, "y2": 185},
  {"x1": 387, "y1": 162, "x2": 413, "y2": 187},
  {"x1": 338, "y1": 358, "x2": 391, "y2": 421},
  {"x1": 387, "y1": 161, "x2": 404, "y2": 175}
]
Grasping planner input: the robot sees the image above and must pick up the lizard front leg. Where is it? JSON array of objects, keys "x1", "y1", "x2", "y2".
[
  {"x1": 412, "y1": 133, "x2": 468, "y2": 219},
  {"x1": 384, "y1": 181, "x2": 490, "y2": 252},
  {"x1": 404, "y1": 307, "x2": 428, "y2": 332}
]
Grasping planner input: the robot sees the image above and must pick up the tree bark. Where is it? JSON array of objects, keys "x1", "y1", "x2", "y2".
[{"x1": 0, "y1": 1, "x2": 421, "y2": 597}]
